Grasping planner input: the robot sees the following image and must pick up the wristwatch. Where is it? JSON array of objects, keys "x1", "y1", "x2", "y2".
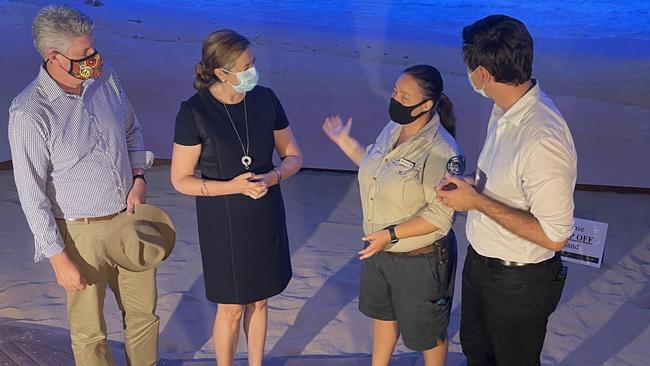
[
  {"x1": 133, "y1": 174, "x2": 146, "y2": 184},
  {"x1": 386, "y1": 225, "x2": 399, "y2": 244}
]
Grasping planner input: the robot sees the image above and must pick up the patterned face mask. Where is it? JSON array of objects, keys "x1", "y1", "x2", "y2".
[{"x1": 60, "y1": 51, "x2": 103, "y2": 80}]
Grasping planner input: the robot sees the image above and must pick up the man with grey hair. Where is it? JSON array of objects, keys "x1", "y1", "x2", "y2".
[{"x1": 8, "y1": 4, "x2": 158, "y2": 365}]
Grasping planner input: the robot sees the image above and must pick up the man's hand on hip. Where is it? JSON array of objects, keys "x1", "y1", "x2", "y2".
[{"x1": 48, "y1": 251, "x2": 87, "y2": 291}]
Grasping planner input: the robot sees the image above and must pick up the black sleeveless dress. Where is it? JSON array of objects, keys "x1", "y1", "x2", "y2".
[{"x1": 173, "y1": 86, "x2": 292, "y2": 304}]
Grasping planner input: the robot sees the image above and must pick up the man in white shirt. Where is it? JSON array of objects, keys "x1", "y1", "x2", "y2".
[{"x1": 436, "y1": 15, "x2": 577, "y2": 366}]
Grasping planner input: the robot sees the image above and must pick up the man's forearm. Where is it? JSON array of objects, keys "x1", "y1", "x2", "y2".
[{"x1": 475, "y1": 194, "x2": 567, "y2": 251}]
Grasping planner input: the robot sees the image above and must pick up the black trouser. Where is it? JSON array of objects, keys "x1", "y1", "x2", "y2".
[{"x1": 460, "y1": 246, "x2": 566, "y2": 366}]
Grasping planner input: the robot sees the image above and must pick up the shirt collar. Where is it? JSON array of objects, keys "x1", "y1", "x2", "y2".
[
  {"x1": 493, "y1": 78, "x2": 540, "y2": 126},
  {"x1": 380, "y1": 112, "x2": 442, "y2": 153},
  {"x1": 37, "y1": 63, "x2": 96, "y2": 102}
]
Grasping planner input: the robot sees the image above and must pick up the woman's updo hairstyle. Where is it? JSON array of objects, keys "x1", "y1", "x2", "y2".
[{"x1": 194, "y1": 29, "x2": 250, "y2": 91}]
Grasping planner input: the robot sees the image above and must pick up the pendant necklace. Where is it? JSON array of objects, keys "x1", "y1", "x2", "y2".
[{"x1": 221, "y1": 98, "x2": 252, "y2": 170}]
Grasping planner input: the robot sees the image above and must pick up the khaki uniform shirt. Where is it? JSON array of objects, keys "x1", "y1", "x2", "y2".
[{"x1": 358, "y1": 114, "x2": 464, "y2": 252}]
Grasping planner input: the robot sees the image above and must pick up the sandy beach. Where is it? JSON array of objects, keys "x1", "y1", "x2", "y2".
[
  {"x1": 0, "y1": 0, "x2": 649, "y2": 187},
  {"x1": 1, "y1": 166, "x2": 649, "y2": 365},
  {"x1": 0, "y1": 1, "x2": 649, "y2": 365}
]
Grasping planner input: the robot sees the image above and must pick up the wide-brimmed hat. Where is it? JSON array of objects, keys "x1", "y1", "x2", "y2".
[{"x1": 104, "y1": 204, "x2": 176, "y2": 272}]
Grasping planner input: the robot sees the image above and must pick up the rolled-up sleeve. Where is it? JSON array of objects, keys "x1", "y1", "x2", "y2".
[
  {"x1": 415, "y1": 151, "x2": 455, "y2": 234},
  {"x1": 522, "y1": 137, "x2": 577, "y2": 242},
  {"x1": 8, "y1": 110, "x2": 64, "y2": 262}
]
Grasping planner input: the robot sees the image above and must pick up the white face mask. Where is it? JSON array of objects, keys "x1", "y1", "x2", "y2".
[
  {"x1": 467, "y1": 68, "x2": 489, "y2": 98},
  {"x1": 222, "y1": 65, "x2": 259, "y2": 93}
]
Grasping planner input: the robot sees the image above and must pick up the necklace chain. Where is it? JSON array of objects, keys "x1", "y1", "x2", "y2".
[{"x1": 221, "y1": 98, "x2": 250, "y2": 164}]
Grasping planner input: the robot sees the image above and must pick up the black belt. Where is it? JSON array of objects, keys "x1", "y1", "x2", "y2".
[{"x1": 469, "y1": 245, "x2": 559, "y2": 268}]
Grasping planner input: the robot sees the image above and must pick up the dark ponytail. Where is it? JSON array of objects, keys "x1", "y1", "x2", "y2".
[
  {"x1": 437, "y1": 93, "x2": 456, "y2": 137},
  {"x1": 403, "y1": 65, "x2": 457, "y2": 137}
]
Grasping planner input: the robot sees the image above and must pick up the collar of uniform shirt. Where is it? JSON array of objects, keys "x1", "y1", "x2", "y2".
[
  {"x1": 493, "y1": 78, "x2": 541, "y2": 126},
  {"x1": 38, "y1": 64, "x2": 97, "y2": 103},
  {"x1": 379, "y1": 114, "x2": 442, "y2": 154}
]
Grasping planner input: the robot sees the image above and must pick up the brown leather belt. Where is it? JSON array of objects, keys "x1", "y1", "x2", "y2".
[
  {"x1": 384, "y1": 243, "x2": 435, "y2": 257},
  {"x1": 62, "y1": 211, "x2": 122, "y2": 224},
  {"x1": 381, "y1": 234, "x2": 453, "y2": 267}
]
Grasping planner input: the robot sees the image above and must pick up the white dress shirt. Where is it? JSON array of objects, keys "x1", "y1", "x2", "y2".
[{"x1": 466, "y1": 80, "x2": 577, "y2": 263}]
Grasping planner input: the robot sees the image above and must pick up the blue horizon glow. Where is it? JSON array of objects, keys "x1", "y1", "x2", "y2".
[{"x1": 106, "y1": 0, "x2": 650, "y2": 40}]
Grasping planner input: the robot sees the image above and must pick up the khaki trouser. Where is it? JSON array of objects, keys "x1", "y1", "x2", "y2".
[{"x1": 56, "y1": 219, "x2": 159, "y2": 366}]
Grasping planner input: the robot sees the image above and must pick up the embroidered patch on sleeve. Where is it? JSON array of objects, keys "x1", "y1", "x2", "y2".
[{"x1": 446, "y1": 155, "x2": 465, "y2": 176}]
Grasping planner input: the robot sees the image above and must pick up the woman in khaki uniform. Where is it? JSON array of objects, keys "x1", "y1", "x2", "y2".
[{"x1": 323, "y1": 65, "x2": 463, "y2": 366}]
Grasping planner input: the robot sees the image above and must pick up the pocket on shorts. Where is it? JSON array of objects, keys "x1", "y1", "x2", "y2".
[
  {"x1": 424, "y1": 254, "x2": 450, "y2": 306},
  {"x1": 424, "y1": 253, "x2": 440, "y2": 284}
]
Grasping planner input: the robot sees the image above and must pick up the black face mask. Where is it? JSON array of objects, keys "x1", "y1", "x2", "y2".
[{"x1": 389, "y1": 98, "x2": 430, "y2": 125}]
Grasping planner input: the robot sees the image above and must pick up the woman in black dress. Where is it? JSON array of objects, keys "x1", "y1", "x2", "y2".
[{"x1": 170, "y1": 29, "x2": 302, "y2": 366}]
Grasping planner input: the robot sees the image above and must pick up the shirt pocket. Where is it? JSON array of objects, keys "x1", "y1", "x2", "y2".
[
  {"x1": 386, "y1": 159, "x2": 420, "y2": 177},
  {"x1": 382, "y1": 159, "x2": 422, "y2": 201}
]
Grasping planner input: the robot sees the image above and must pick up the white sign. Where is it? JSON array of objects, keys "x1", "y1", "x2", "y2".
[{"x1": 560, "y1": 218, "x2": 608, "y2": 268}]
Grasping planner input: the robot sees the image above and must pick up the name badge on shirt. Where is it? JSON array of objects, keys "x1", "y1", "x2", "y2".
[{"x1": 398, "y1": 158, "x2": 415, "y2": 169}]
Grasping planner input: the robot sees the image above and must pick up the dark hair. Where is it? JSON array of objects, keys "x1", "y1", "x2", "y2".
[
  {"x1": 194, "y1": 29, "x2": 251, "y2": 91},
  {"x1": 403, "y1": 65, "x2": 456, "y2": 137},
  {"x1": 462, "y1": 14, "x2": 533, "y2": 85}
]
